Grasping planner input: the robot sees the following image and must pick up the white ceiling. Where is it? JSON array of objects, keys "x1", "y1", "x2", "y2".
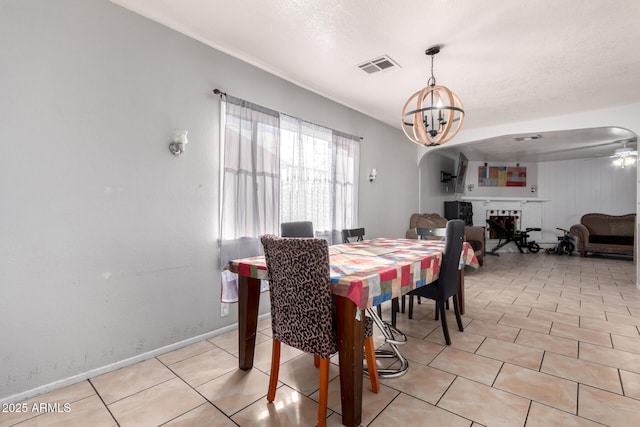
[{"x1": 112, "y1": 0, "x2": 640, "y2": 161}]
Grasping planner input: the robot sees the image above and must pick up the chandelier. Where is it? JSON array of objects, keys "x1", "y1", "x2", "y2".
[{"x1": 401, "y1": 45, "x2": 465, "y2": 146}]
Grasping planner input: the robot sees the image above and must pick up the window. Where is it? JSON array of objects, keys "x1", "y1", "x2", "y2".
[{"x1": 219, "y1": 96, "x2": 360, "y2": 269}]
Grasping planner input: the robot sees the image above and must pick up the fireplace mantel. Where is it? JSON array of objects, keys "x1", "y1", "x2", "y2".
[{"x1": 461, "y1": 196, "x2": 550, "y2": 204}]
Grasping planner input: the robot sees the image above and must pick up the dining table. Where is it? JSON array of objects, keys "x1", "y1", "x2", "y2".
[{"x1": 227, "y1": 237, "x2": 479, "y2": 427}]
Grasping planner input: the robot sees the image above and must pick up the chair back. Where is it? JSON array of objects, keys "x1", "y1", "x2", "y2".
[
  {"x1": 342, "y1": 228, "x2": 365, "y2": 243},
  {"x1": 260, "y1": 235, "x2": 337, "y2": 358},
  {"x1": 281, "y1": 221, "x2": 314, "y2": 238},
  {"x1": 438, "y1": 220, "x2": 465, "y2": 299},
  {"x1": 416, "y1": 227, "x2": 447, "y2": 240}
]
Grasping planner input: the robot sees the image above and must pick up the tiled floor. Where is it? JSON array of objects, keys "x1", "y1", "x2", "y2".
[{"x1": 2, "y1": 253, "x2": 640, "y2": 426}]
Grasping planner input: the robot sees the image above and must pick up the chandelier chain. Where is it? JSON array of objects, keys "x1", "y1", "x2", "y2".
[{"x1": 428, "y1": 54, "x2": 436, "y2": 87}]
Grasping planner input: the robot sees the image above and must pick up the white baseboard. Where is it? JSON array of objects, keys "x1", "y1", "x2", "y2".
[{"x1": 1, "y1": 314, "x2": 271, "y2": 405}]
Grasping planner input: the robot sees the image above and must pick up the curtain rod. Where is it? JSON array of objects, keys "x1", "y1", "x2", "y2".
[{"x1": 212, "y1": 88, "x2": 363, "y2": 141}]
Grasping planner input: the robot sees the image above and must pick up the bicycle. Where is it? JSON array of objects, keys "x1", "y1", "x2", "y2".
[
  {"x1": 514, "y1": 227, "x2": 541, "y2": 253},
  {"x1": 551, "y1": 227, "x2": 575, "y2": 255}
]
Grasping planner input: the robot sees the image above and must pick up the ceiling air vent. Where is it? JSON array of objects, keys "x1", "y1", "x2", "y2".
[
  {"x1": 514, "y1": 134, "x2": 542, "y2": 142},
  {"x1": 358, "y1": 55, "x2": 400, "y2": 74}
]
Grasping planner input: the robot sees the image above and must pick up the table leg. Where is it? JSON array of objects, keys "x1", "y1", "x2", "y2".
[
  {"x1": 457, "y1": 270, "x2": 465, "y2": 316},
  {"x1": 238, "y1": 275, "x2": 261, "y2": 370},
  {"x1": 335, "y1": 295, "x2": 363, "y2": 427}
]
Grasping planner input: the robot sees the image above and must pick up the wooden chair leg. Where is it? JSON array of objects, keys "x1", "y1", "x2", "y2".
[
  {"x1": 364, "y1": 336, "x2": 380, "y2": 393},
  {"x1": 267, "y1": 340, "x2": 281, "y2": 402},
  {"x1": 314, "y1": 354, "x2": 320, "y2": 368},
  {"x1": 318, "y1": 358, "x2": 330, "y2": 427}
]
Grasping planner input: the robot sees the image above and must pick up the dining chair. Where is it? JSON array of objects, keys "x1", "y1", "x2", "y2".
[
  {"x1": 260, "y1": 235, "x2": 379, "y2": 427},
  {"x1": 406, "y1": 219, "x2": 466, "y2": 345},
  {"x1": 281, "y1": 221, "x2": 314, "y2": 238},
  {"x1": 341, "y1": 227, "x2": 365, "y2": 243},
  {"x1": 404, "y1": 226, "x2": 449, "y2": 314}
]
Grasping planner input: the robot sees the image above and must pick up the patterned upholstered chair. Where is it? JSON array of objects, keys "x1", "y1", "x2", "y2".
[{"x1": 260, "y1": 235, "x2": 379, "y2": 427}]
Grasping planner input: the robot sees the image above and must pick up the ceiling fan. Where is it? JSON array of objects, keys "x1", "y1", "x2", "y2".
[{"x1": 611, "y1": 143, "x2": 638, "y2": 168}]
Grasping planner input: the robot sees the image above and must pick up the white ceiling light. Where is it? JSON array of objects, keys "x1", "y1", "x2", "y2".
[
  {"x1": 401, "y1": 45, "x2": 464, "y2": 146},
  {"x1": 611, "y1": 144, "x2": 637, "y2": 168}
]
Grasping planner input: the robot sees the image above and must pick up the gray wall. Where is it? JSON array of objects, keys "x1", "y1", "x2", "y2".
[{"x1": 0, "y1": 0, "x2": 418, "y2": 400}]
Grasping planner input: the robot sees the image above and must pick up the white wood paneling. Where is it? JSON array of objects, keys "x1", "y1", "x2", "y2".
[{"x1": 538, "y1": 157, "x2": 636, "y2": 244}]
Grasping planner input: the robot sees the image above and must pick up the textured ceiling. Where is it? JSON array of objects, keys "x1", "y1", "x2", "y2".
[{"x1": 112, "y1": 0, "x2": 640, "y2": 161}]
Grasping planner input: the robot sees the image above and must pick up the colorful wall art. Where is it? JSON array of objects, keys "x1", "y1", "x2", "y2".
[{"x1": 478, "y1": 166, "x2": 527, "y2": 187}]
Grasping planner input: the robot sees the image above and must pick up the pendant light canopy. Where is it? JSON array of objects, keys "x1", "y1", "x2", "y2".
[{"x1": 401, "y1": 45, "x2": 465, "y2": 146}]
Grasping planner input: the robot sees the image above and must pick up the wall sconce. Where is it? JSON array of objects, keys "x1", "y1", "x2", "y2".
[
  {"x1": 169, "y1": 129, "x2": 188, "y2": 156},
  {"x1": 369, "y1": 168, "x2": 377, "y2": 182}
]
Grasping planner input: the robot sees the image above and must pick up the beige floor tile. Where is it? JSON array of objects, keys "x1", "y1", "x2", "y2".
[
  {"x1": 266, "y1": 353, "x2": 338, "y2": 396},
  {"x1": 163, "y1": 403, "x2": 236, "y2": 426},
  {"x1": 512, "y1": 298, "x2": 558, "y2": 312},
  {"x1": 0, "y1": 381, "x2": 96, "y2": 427},
  {"x1": 369, "y1": 393, "x2": 471, "y2": 427},
  {"x1": 389, "y1": 314, "x2": 440, "y2": 340},
  {"x1": 207, "y1": 329, "x2": 270, "y2": 355},
  {"x1": 157, "y1": 340, "x2": 216, "y2": 365},
  {"x1": 196, "y1": 368, "x2": 271, "y2": 415},
  {"x1": 465, "y1": 319, "x2": 520, "y2": 342},
  {"x1": 525, "y1": 401, "x2": 603, "y2": 427},
  {"x1": 550, "y1": 323, "x2": 612, "y2": 347},
  {"x1": 476, "y1": 337, "x2": 543, "y2": 370},
  {"x1": 494, "y1": 363, "x2": 577, "y2": 413},
  {"x1": 611, "y1": 334, "x2": 640, "y2": 354},
  {"x1": 393, "y1": 334, "x2": 445, "y2": 365},
  {"x1": 605, "y1": 312, "x2": 640, "y2": 327},
  {"x1": 378, "y1": 362, "x2": 455, "y2": 404},
  {"x1": 578, "y1": 384, "x2": 640, "y2": 427},
  {"x1": 11, "y1": 395, "x2": 115, "y2": 427},
  {"x1": 251, "y1": 340, "x2": 304, "y2": 373},
  {"x1": 528, "y1": 308, "x2": 579, "y2": 327},
  {"x1": 556, "y1": 305, "x2": 607, "y2": 320},
  {"x1": 579, "y1": 342, "x2": 640, "y2": 374},
  {"x1": 231, "y1": 385, "x2": 321, "y2": 427},
  {"x1": 541, "y1": 352, "x2": 622, "y2": 394},
  {"x1": 424, "y1": 325, "x2": 486, "y2": 352},
  {"x1": 169, "y1": 347, "x2": 238, "y2": 387},
  {"x1": 429, "y1": 347, "x2": 502, "y2": 385},
  {"x1": 438, "y1": 377, "x2": 529, "y2": 427},
  {"x1": 620, "y1": 370, "x2": 640, "y2": 400},
  {"x1": 484, "y1": 301, "x2": 531, "y2": 315},
  {"x1": 498, "y1": 313, "x2": 551, "y2": 334},
  {"x1": 90, "y1": 358, "x2": 176, "y2": 404},
  {"x1": 321, "y1": 376, "x2": 399, "y2": 426},
  {"x1": 515, "y1": 330, "x2": 578, "y2": 357},
  {"x1": 580, "y1": 301, "x2": 632, "y2": 316},
  {"x1": 579, "y1": 316, "x2": 640, "y2": 338},
  {"x1": 458, "y1": 306, "x2": 504, "y2": 322},
  {"x1": 109, "y1": 378, "x2": 205, "y2": 427}
]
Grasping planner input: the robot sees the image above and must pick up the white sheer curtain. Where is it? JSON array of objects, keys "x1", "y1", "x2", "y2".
[
  {"x1": 331, "y1": 130, "x2": 360, "y2": 243},
  {"x1": 279, "y1": 114, "x2": 360, "y2": 244},
  {"x1": 219, "y1": 96, "x2": 280, "y2": 270},
  {"x1": 219, "y1": 98, "x2": 360, "y2": 301}
]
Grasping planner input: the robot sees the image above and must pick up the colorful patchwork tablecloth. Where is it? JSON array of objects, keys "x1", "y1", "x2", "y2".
[{"x1": 228, "y1": 238, "x2": 479, "y2": 310}]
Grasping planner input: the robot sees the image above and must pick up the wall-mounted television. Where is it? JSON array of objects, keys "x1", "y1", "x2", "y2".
[{"x1": 454, "y1": 153, "x2": 468, "y2": 193}]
